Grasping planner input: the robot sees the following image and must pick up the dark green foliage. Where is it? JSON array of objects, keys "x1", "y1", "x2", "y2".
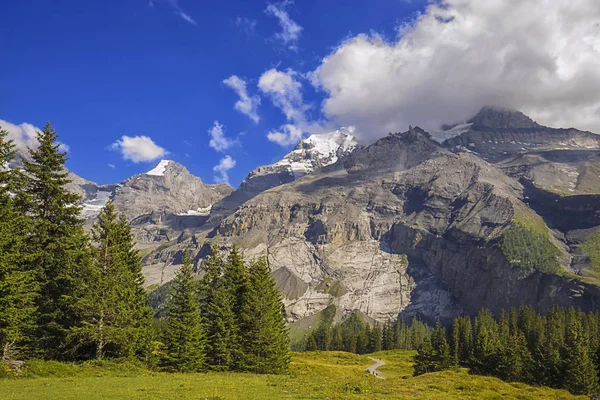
[
  {"x1": 413, "y1": 322, "x2": 450, "y2": 376},
  {"x1": 305, "y1": 332, "x2": 318, "y2": 351},
  {"x1": 200, "y1": 248, "x2": 236, "y2": 371},
  {"x1": 161, "y1": 253, "x2": 205, "y2": 372},
  {"x1": 240, "y1": 257, "x2": 290, "y2": 374},
  {"x1": 0, "y1": 128, "x2": 37, "y2": 363},
  {"x1": 23, "y1": 123, "x2": 92, "y2": 359},
  {"x1": 69, "y1": 203, "x2": 151, "y2": 360},
  {"x1": 563, "y1": 309, "x2": 599, "y2": 395},
  {"x1": 499, "y1": 222, "x2": 561, "y2": 274},
  {"x1": 413, "y1": 337, "x2": 436, "y2": 376}
]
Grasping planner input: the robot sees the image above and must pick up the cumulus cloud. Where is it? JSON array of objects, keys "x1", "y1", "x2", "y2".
[
  {"x1": 110, "y1": 135, "x2": 167, "y2": 163},
  {"x1": 223, "y1": 75, "x2": 261, "y2": 123},
  {"x1": 0, "y1": 119, "x2": 71, "y2": 158},
  {"x1": 0, "y1": 119, "x2": 40, "y2": 155},
  {"x1": 310, "y1": 0, "x2": 600, "y2": 142},
  {"x1": 208, "y1": 121, "x2": 238, "y2": 152},
  {"x1": 266, "y1": 124, "x2": 304, "y2": 146},
  {"x1": 265, "y1": 1, "x2": 303, "y2": 50},
  {"x1": 258, "y1": 68, "x2": 328, "y2": 146},
  {"x1": 213, "y1": 155, "x2": 236, "y2": 185}
]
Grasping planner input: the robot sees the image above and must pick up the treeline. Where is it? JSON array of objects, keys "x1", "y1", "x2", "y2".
[
  {"x1": 414, "y1": 306, "x2": 600, "y2": 396},
  {"x1": 303, "y1": 308, "x2": 432, "y2": 354},
  {"x1": 0, "y1": 124, "x2": 289, "y2": 374}
]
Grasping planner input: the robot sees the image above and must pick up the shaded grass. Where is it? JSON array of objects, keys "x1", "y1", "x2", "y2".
[{"x1": 0, "y1": 351, "x2": 585, "y2": 399}]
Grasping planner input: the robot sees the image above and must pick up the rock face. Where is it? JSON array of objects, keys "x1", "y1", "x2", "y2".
[
  {"x1": 207, "y1": 128, "x2": 357, "y2": 225},
  {"x1": 66, "y1": 108, "x2": 600, "y2": 325}
]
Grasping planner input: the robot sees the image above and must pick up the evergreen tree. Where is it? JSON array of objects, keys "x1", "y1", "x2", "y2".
[
  {"x1": 330, "y1": 325, "x2": 343, "y2": 351},
  {"x1": 382, "y1": 320, "x2": 394, "y2": 351},
  {"x1": 563, "y1": 309, "x2": 599, "y2": 395},
  {"x1": 471, "y1": 309, "x2": 501, "y2": 375},
  {"x1": 413, "y1": 336, "x2": 436, "y2": 376},
  {"x1": 23, "y1": 123, "x2": 91, "y2": 359},
  {"x1": 0, "y1": 128, "x2": 37, "y2": 363},
  {"x1": 222, "y1": 246, "x2": 249, "y2": 368},
  {"x1": 200, "y1": 248, "x2": 236, "y2": 370},
  {"x1": 240, "y1": 257, "x2": 289, "y2": 374},
  {"x1": 305, "y1": 332, "x2": 318, "y2": 351},
  {"x1": 161, "y1": 253, "x2": 205, "y2": 372},
  {"x1": 69, "y1": 203, "x2": 151, "y2": 360},
  {"x1": 370, "y1": 323, "x2": 383, "y2": 353},
  {"x1": 430, "y1": 322, "x2": 451, "y2": 370}
]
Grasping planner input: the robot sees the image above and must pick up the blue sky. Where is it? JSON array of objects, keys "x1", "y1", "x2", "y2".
[{"x1": 0, "y1": 0, "x2": 425, "y2": 187}]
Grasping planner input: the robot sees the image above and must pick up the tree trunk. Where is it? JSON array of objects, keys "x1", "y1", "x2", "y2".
[{"x1": 96, "y1": 314, "x2": 104, "y2": 360}]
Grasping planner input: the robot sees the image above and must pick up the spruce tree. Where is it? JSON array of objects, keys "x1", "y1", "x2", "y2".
[
  {"x1": 222, "y1": 246, "x2": 249, "y2": 369},
  {"x1": 115, "y1": 213, "x2": 152, "y2": 358},
  {"x1": 161, "y1": 253, "x2": 205, "y2": 372},
  {"x1": 69, "y1": 202, "x2": 151, "y2": 360},
  {"x1": 382, "y1": 320, "x2": 394, "y2": 351},
  {"x1": 23, "y1": 123, "x2": 91, "y2": 359},
  {"x1": 240, "y1": 257, "x2": 290, "y2": 374},
  {"x1": 563, "y1": 310, "x2": 599, "y2": 395},
  {"x1": 200, "y1": 248, "x2": 236, "y2": 370},
  {"x1": 0, "y1": 128, "x2": 37, "y2": 364},
  {"x1": 430, "y1": 322, "x2": 451, "y2": 370},
  {"x1": 413, "y1": 336, "x2": 436, "y2": 376},
  {"x1": 305, "y1": 332, "x2": 318, "y2": 351}
]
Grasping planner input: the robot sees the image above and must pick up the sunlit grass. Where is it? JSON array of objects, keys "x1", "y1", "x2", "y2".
[{"x1": 0, "y1": 351, "x2": 585, "y2": 399}]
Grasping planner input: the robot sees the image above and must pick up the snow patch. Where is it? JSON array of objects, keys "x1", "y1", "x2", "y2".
[
  {"x1": 177, "y1": 204, "x2": 213, "y2": 216},
  {"x1": 81, "y1": 190, "x2": 113, "y2": 219},
  {"x1": 146, "y1": 160, "x2": 171, "y2": 176}
]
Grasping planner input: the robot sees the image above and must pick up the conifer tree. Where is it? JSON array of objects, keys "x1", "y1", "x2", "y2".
[
  {"x1": 430, "y1": 322, "x2": 451, "y2": 370},
  {"x1": 330, "y1": 325, "x2": 343, "y2": 351},
  {"x1": 23, "y1": 123, "x2": 91, "y2": 359},
  {"x1": 471, "y1": 309, "x2": 501, "y2": 375},
  {"x1": 200, "y1": 248, "x2": 236, "y2": 370},
  {"x1": 70, "y1": 203, "x2": 151, "y2": 360},
  {"x1": 114, "y1": 213, "x2": 152, "y2": 358},
  {"x1": 0, "y1": 128, "x2": 37, "y2": 363},
  {"x1": 305, "y1": 332, "x2": 318, "y2": 351},
  {"x1": 161, "y1": 253, "x2": 205, "y2": 372},
  {"x1": 240, "y1": 257, "x2": 290, "y2": 374},
  {"x1": 222, "y1": 246, "x2": 249, "y2": 368},
  {"x1": 382, "y1": 320, "x2": 394, "y2": 351},
  {"x1": 413, "y1": 336, "x2": 436, "y2": 376},
  {"x1": 563, "y1": 310, "x2": 599, "y2": 395},
  {"x1": 370, "y1": 323, "x2": 383, "y2": 353}
]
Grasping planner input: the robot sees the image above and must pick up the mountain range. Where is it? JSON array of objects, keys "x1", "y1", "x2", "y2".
[{"x1": 58, "y1": 106, "x2": 600, "y2": 325}]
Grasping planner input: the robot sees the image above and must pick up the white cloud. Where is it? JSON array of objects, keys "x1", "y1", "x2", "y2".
[
  {"x1": 310, "y1": 0, "x2": 600, "y2": 142},
  {"x1": 108, "y1": 164, "x2": 116, "y2": 169},
  {"x1": 110, "y1": 135, "x2": 167, "y2": 163},
  {"x1": 223, "y1": 75, "x2": 261, "y2": 123},
  {"x1": 265, "y1": 1, "x2": 302, "y2": 50},
  {"x1": 258, "y1": 68, "x2": 306, "y2": 123},
  {"x1": 213, "y1": 155, "x2": 236, "y2": 185},
  {"x1": 258, "y1": 68, "x2": 328, "y2": 146},
  {"x1": 0, "y1": 119, "x2": 39, "y2": 156},
  {"x1": 167, "y1": 0, "x2": 196, "y2": 25},
  {"x1": 236, "y1": 17, "x2": 257, "y2": 35},
  {"x1": 0, "y1": 119, "x2": 70, "y2": 157},
  {"x1": 266, "y1": 124, "x2": 304, "y2": 146},
  {"x1": 208, "y1": 121, "x2": 238, "y2": 152}
]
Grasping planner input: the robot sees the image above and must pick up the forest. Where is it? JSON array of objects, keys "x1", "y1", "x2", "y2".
[{"x1": 0, "y1": 124, "x2": 289, "y2": 374}]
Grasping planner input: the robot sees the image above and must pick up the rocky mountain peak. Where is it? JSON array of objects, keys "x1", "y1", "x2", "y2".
[{"x1": 468, "y1": 106, "x2": 540, "y2": 130}]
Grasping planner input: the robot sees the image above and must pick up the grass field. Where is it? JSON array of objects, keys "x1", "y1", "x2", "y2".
[{"x1": 0, "y1": 351, "x2": 585, "y2": 399}]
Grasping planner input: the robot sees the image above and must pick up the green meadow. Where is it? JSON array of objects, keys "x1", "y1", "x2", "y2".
[{"x1": 0, "y1": 351, "x2": 584, "y2": 399}]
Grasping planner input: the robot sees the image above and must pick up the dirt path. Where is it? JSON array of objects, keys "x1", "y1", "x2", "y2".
[{"x1": 365, "y1": 357, "x2": 385, "y2": 379}]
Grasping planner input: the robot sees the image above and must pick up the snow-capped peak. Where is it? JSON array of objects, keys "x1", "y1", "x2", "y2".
[
  {"x1": 146, "y1": 160, "x2": 171, "y2": 176},
  {"x1": 271, "y1": 128, "x2": 358, "y2": 179}
]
